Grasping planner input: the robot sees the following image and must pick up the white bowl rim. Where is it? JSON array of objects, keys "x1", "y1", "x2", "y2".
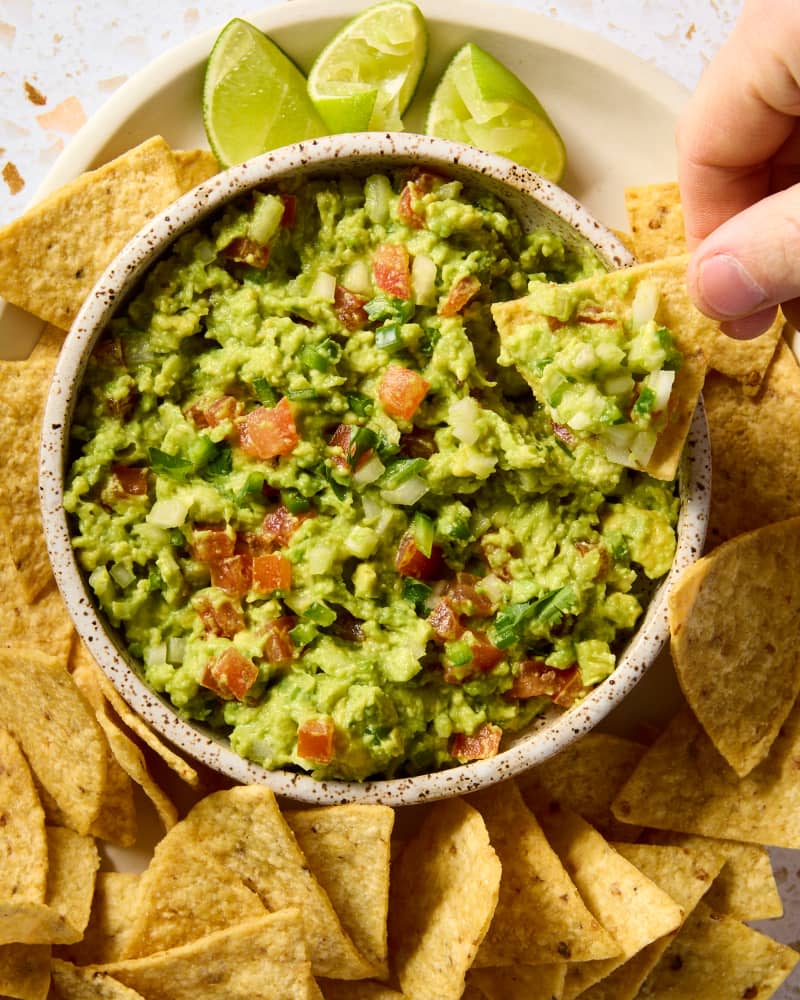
[{"x1": 40, "y1": 132, "x2": 710, "y2": 805}]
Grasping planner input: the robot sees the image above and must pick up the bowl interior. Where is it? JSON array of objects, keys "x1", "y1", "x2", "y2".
[{"x1": 40, "y1": 133, "x2": 710, "y2": 805}]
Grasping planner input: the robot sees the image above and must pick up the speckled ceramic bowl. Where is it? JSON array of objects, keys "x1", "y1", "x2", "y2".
[{"x1": 40, "y1": 133, "x2": 710, "y2": 805}]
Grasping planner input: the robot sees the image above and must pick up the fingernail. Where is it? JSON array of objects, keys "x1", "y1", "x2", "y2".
[{"x1": 697, "y1": 253, "x2": 767, "y2": 318}]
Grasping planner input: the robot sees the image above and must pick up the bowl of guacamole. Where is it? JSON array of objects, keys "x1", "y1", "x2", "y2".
[{"x1": 41, "y1": 133, "x2": 709, "y2": 804}]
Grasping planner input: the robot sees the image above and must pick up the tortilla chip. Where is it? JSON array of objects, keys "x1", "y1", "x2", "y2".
[
  {"x1": 285, "y1": 805, "x2": 394, "y2": 978},
  {"x1": 636, "y1": 901, "x2": 798, "y2": 998},
  {"x1": 389, "y1": 798, "x2": 501, "y2": 1000},
  {"x1": 519, "y1": 731, "x2": 646, "y2": 840},
  {"x1": 0, "y1": 356, "x2": 58, "y2": 602},
  {"x1": 28, "y1": 322, "x2": 66, "y2": 361},
  {"x1": 94, "y1": 910, "x2": 320, "y2": 1000},
  {"x1": 0, "y1": 646, "x2": 107, "y2": 835},
  {"x1": 317, "y1": 982, "x2": 405, "y2": 1000},
  {"x1": 669, "y1": 516, "x2": 800, "y2": 775},
  {"x1": 529, "y1": 799, "x2": 682, "y2": 999},
  {"x1": 577, "y1": 842, "x2": 728, "y2": 1000},
  {"x1": 0, "y1": 943, "x2": 50, "y2": 1000},
  {"x1": 56, "y1": 873, "x2": 140, "y2": 966},
  {"x1": 468, "y1": 964, "x2": 567, "y2": 1000},
  {"x1": 0, "y1": 727, "x2": 47, "y2": 904},
  {"x1": 492, "y1": 255, "x2": 709, "y2": 480},
  {"x1": 50, "y1": 959, "x2": 146, "y2": 1000},
  {"x1": 0, "y1": 546, "x2": 74, "y2": 662},
  {"x1": 172, "y1": 149, "x2": 219, "y2": 191},
  {"x1": 86, "y1": 664, "x2": 199, "y2": 789},
  {"x1": 150, "y1": 785, "x2": 372, "y2": 979},
  {"x1": 611, "y1": 700, "x2": 800, "y2": 847},
  {"x1": 0, "y1": 827, "x2": 99, "y2": 946},
  {"x1": 122, "y1": 841, "x2": 267, "y2": 958},
  {"x1": 468, "y1": 781, "x2": 618, "y2": 967},
  {"x1": 87, "y1": 748, "x2": 137, "y2": 848},
  {"x1": 71, "y1": 643, "x2": 176, "y2": 833},
  {"x1": 624, "y1": 182, "x2": 686, "y2": 262},
  {"x1": 704, "y1": 339, "x2": 800, "y2": 547},
  {"x1": 0, "y1": 136, "x2": 183, "y2": 330},
  {"x1": 643, "y1": 832, "x2": 783, "y2": 921}
]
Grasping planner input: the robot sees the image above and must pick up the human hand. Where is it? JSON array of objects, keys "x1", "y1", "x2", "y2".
[{"x1": 677, "y1": 0, "x2": 800, "y2": 338}]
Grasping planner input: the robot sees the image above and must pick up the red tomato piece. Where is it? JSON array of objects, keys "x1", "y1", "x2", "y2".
[
  {"x1": 438, "y1": 274, "x2": 481, "y2": 317},
  {"x1": 112, "y1": 465, "x2": 149, "y2": 496},
  {"x1": 509, "y1": 661, "x2": 584, "y2": 707},
  {"x1": 262, "y1": 616, "x2": 297, "y2": 666},
  {"x1": 551, "y1": 665, "x2": 586, "y2": 708},
  {"x1": 202, "y1": 648, "x2": 259, "y2": 701},
  {"x1": 450, "y1": 723, "x2": 503, "y2": 762},
  {"x1": 262, "y1": 504, "x2": 314, "y2": 547},
  {"x1": 222, "y1": 236, "x2": 271, "y2": 269},
  {"x1": 395, "y1": 533, "x2": 444, "y2": 581},
  {"x1": 397, "y1": 182, "x2": 426, "y2": 229},
  {"x1": 252, "y1": 553, "x2": 292, "y2": 594},
  {"x1": 328, "y1": 423, "x2": 353, "y2": 471},
  {"x1": 333, "y1": 284, "x2": 368, "y2": 331},
  {"x1": 378, "y1": 365, "x2": 430, "y2": 421},
  {"x1": 297, "y1": 717, "x2": 335, "y2": 764},
  {"x1": 191, "y1": 528, "x2": 235, "y2": 564},
  {"x1": 469, "y1": 631, "x2": 504, "y2": 672},
  {"x1": 195, "y1": 597, "x2": 245, "y2": 639},
  {"x1": 281, "y1": 194, "x2": 297, "y2": 228},
  {"x1": 238, "y1": 397, "x2": 299, "y2": 460},
  {"x1": 445, "y1": 574, "x2": 493, "y2": 617},
  {"x1": 209, "y1": 554, "x2": 252, "y2": 598},
  {"x1": 372, "y1": 243, "x2": 412, "y2": 299},
  {"x1": 428, "y1": 598, "x2": 464, "y2": 642}
]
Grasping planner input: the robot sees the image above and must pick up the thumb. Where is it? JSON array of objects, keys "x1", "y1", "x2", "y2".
[{"x1": 687, "y1": 183, "x2": 800, "y2": 336}]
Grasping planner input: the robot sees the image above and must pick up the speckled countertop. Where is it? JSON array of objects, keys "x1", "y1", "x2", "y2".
[{"x1": 4, "y1": 0, "x2": 800, "y2": 995}]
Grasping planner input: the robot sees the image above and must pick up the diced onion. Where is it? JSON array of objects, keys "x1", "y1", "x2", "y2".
[
  {"x1": 310, "y1": 271, "x2": 337, "y2": 302},
  {"x1": 352, "y1": 453, "x2": 386, "y2": 487},
  {"x1": 308, "y1": 544, "x2": 335, "y2": 575},
  {"x1": 109, "y1": 563, "x2": 135, "y2": 589},
  {"x1": 344, "y1": 527, "x2": 379, "y2": 559},
  {"x1": 604, "y1": 373, "x2": 635, "y2": 397},
  {"x1": 449, "y1": 396, "x2": 481, "y2": 445},
  {"x1": 647, "y1": 369, "x2": 676, "y2": 412},
  {"x1": 630, "y1": 429, "x2": 657, "y2": 467},
  {"x1": 145, "y1": 643, "x2": 167, "y2": 667},
  {"x1": 341, "y1": 259, "x2": 373, "y2": 298},
  {"x1": 147, "y1": 499, "x2": 188, "y2": 528},
  {"x1": 411, "y1": 254, "x2": 437, "y2": 306},
  {"x1": 361, "y1": 493, "x2": 382, "y2": 523},
  {"x1": 478, "y1": 573, "x2": 505, "y2": 606},
  {"x1": 380, "y1": 475, "x2": 429, "y2": 506},
  {"x1": 167, "y1": 637, "x2": 186, "y2": 664},
  {"x1": 600, "y1": 424, "x2": 637, "y2": 467},
  {"x1": 631, "y1": 280, "x2": 660, "y2": 328}
]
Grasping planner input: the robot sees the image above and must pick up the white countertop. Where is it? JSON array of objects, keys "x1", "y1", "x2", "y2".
[{"x1": 0, "y1": 0, "x2": 742, "y2": 226}]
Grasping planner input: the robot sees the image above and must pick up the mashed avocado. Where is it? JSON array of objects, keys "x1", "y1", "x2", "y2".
[{"x1": 65, "y1": 169, "x2": 679, "y2": 780}]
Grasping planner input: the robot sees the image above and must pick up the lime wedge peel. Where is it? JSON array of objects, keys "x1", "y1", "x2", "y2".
[
  {"x1": 203, "y1": 18, "x2": 327, "y2": 168},
  {"x1": 425, "y1": 42, "x2": 567, "y2": 183},
  {"x1": 308, "y1": 0, "x2": 429, "y2": 133}
]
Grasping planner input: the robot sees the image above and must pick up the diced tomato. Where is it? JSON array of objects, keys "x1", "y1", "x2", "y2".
[
  {"x1": 428, "y1": 598, "x2": 464, "y2": 642},
  {"x1": 297, "y1": 717, "x2": 335, "y2": 764},
  {"x1": 281, "y1": 194, "x2": 297, "y2": 228},
  {"x1": 112, "y1": 465, "x2": 149, "y2": 496},
  {"x1": 234, "y1": 531, "x2": 273, "y2": 558},
  {"x1": 445, "y1": 573, "x2": 493, "y2": 617},
  {"x1": 238, "y1": 397, "x2": 299, "y2": 460},
  {"x1": 333, "y1": 284, "x2": 368, "y2": 331},
  {"x1": 262, "y1": 504, "x2": 314, "y2": 547},
  {"x1": 191, "y1": 528, "x2": 235, "y2": 563},
  {"x1": 395, "y1": 533, "x2": 444, "y2": 581},
  {"x1": 469, "y1": 631, "x2": 504, "y2": 672},
  {"x1": 372, "y1": 243, "x2": 411, "y2": 299},
  {"x1": 378, "y1": 365, "x2": 430, "y2": 421},
  {"x1": 450, "y1": 723, "x2": 503, "y2": 762},
  {"x1": 397, "y1": 182, "x2": 426, "y2": 229},
  {"x1": 222, "y1": 236, "x2": 271, "y2": 269},
  {"x1": 401, "y1": 427, "x2": 437, "y2": 458},
  {"x1": 438, "y1": 275, "x2": 481, "y2": 317},
  {"x1": 509, "y1": 661, "x2": 585, "y2": 707},
  {"x1": 195, "y1": 597, "x2": 245, "y2": 639},
  {"x1": 209, "y1": 554, "x2": 252, "y2": 598},
  {"x1": 252, "y1": 553, "x2": 292, "y2": 594},
  {"x1": 551, "y1": 665, "x2": 586, "y2": 709},
  {"x1": 187, "y1": 395, "x2": 243, "y2": 429},
  {"x1": 262, "y1": 616, "x2": 297, "y2": 665},
  {"x1": 328, "y1": 423, "x2": 373, "y2": 473},
  {"x1": 202, "y1": 648, "x2": 259, "y2": 701}
]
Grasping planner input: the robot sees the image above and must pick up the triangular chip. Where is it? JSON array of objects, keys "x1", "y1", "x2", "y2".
[
  {"x1": 0, "y1": 727, "x2": 47, "y2": 904},
  {"x1": 93, "y1": 910, "x2": 320, "y2": 1000},
  {"x1": 612, "y1": 701, "x2": 800, "y2": 847},
  {"x1": 172, "y1": 148, "x2": 219, "y2": 191},
  {"x1": 121, "y1": 841, "x2": 267, "y2": 958},
  {"x1": 636, "y1": 901, "x2": 798, "y2": 999},
  {"x1": 286, "y1": 804, "x2": 394, "y2": 978},
  {"x1": 529, "y1": 800, "x2": 682, "y2": 999},
  {"x1": 51, "y1": 959, "x2": 146, "y2": 999},
  {"x1": 704, "y1": 339, "x2": 800, "y2": 547},
  {"x1": 317, "y1": 982, "x2": 405, "y2": 1000},
  {"x1": 492, "y1": 256, "x2": 708, "y2": 479},
  {"x1": 0, "y1": 943, "x2": 50, "y2": 1000},
  {"x1": 55, "y1": 873, "x2": 140, "y2": 966},
  {"x1": 669, "y1": 516, "x2": 800, "y2": 776},
  {"x1": 147, "y1": 785, "x2": 372, "y2": 979},
  {"x1": 469, "y1": 781, "x2": 620, "y2": 967},
  {"x1": 389, "y1": 798, "x2": 501, "y2": 1000},
  {"x1": 0, "y1": 543, "x2": 74, "y2": 662},
  {"x1": 468, "y1": 963, "x2": 567, "y2": 1000},
  {"x1": 0, "y1": 646, "x2": 107, "y2": 835},
  {"x1": 0, "y1": 136, "x2": 183, "y2": 329}
]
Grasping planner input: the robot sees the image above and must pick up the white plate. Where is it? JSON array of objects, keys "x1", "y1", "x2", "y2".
[{"x1": 4, "y1": 0, "x2": 798, "y2": 987}]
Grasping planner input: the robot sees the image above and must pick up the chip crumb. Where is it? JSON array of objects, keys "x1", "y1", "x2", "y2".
[
  {"x1": 1, "y1": 162, "x2": 24, "y2": 195},
  {"x1": 24, "y1": 81, "x2": 46, "y2": 106}
]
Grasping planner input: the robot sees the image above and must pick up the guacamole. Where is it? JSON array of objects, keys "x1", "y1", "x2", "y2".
[{"x1": 64, "y1": 169, "x2": 679, "y2": 780}]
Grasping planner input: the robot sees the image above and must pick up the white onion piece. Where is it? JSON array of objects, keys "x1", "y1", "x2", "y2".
[
  {"x1": 411, "y1": 254, "x2": 437, "y2": 305},
  {"x1": 449, "y1": 396, "x2": 481, "y2": 444},
  {"x1": 647, "y1": 369, "x2": 675, "y2": 412},
  {"x1": 147, "y1": 499, "x2": 188, "y2": 528},
  {"x1": 631, "y1": 279, "x2": 660, "y2": 328},
  {"x1": 630, "y1": 429, "x2": 658, "y2": 467},
  {"x1": 145, "y1": 643, "x2": 167, "y2": 666},
  {"x1": 167, "y1": 637, "x2": 187, "y2": 664},
  {"x1": 310, "y1": 270, "x2": 337, "y2": 302},
  {"x1": 361, "y1": 492, "x2": 383, "y2": 523},
  {"x1": 380, "y1": 475, "x2": 428, "y2": 506},
  {"x1": 352, "y1": 453, "x2": 385, "y2": 486},
  {"x1": 341, "y1": 259, "x2": 373, "y2": 298}
]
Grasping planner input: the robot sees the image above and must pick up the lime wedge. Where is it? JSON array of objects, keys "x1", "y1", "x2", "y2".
[
  {"x1": 203, "y1": 18, "x2": 328, "y2": 167},
  {"x1": 308, "y1": 0, "x2": 428, "y2": 132},
  {"x1": 425, "y1": 42, "x2": 567, "y2": 183}
]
